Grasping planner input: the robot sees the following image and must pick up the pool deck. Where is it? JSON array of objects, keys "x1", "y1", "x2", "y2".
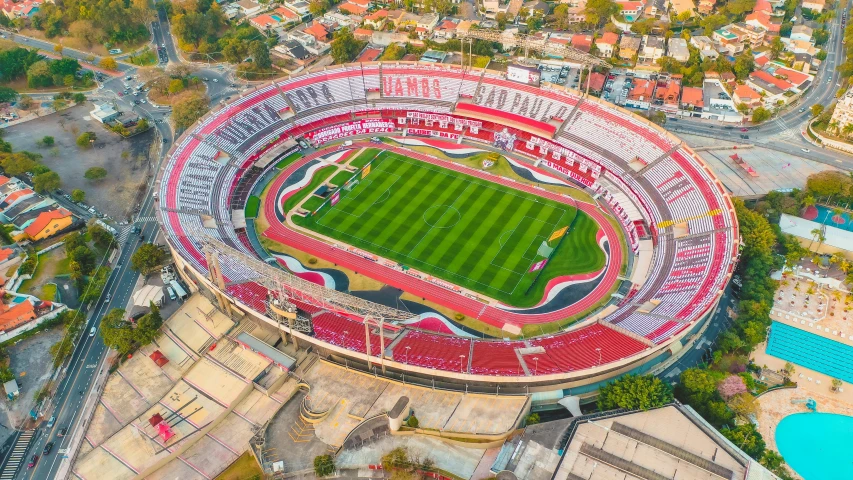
[{"x1": 753, "y1": 345, "x2": 853, "y2": 479}]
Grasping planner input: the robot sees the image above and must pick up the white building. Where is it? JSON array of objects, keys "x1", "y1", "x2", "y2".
[
  {"x1": 830, "y1": 86, "x2": 853, "y2": 134},
  {"x1": 667, "y1": 37, "x2": 690, "y2": 62}
]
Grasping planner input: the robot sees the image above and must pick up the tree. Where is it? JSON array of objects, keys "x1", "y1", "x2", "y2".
[
  {"x1": 0, "y1": 86, "x2": 17, "y2": 103},
  {"x1": 811, "y1": 103, "x2": 825, "y2": 117},
  {"x1": 134, "y1": 303, "x2": 163, "y2": 345},
  {"x1": 100, "y1": 308, "x2": 136, "y2": 354},
  {"x1": 38, "y1": 136, "x2": 55, "y2": 147},
  {"x1": 314, "y1": 455, "x2": 335, "y2": 477},
  {"x1": 721, "y1": 423, "x2": 765, "y2": 459},
  {"x1": 84, "y1": 166, "x2": 108, "y2": 180},
  {"x1": 171, "y1": 92, "x2": 210, "y2": 130},
  {"x1": 832, "y1": 378, "x2": 843, "y2": 392},
  {"x1": 330, "y1": 28, "x2": 363, "y2": 65},
  {"x1": 597, "y1": 374, "x2": 673, "y2": 411},
  {"x1": 751, "y1": 106, "x2": 771, "y2": 123},
  {"x1": 717, "y1": 375, "x2": 748, "y2": 400},
  {"x1": 131, "y1": 243, "x2": 166, "y2": 273},
  {"x1": 76, "y1": 132, "x2": 97, "y2": 148},
  {"x1": 585, "y1": 0, "x2": 621, "y2": 28},
  {"x1": 816, "y1": 50, "x2": 827, "y2": 61},
  {"x1": 27, "y1": 60, "x2": 52, "y2": 88},
  {"x1": 0, "y1": 152, "x2": 39, "y2": 176},
  {"x1": 250, "y1": 41, "x2": 271, "y2": 70},
  {"x1": 167, "y1": 78, "x2": 185, "y2": 95},
  {"x1": 727, "y1": 392, "x2": 760, "y2": 419},
  {"x1": 526, "y1": 413, "x2": 541, "y2": 425},
  {"x1": 33, "y1": 171, "x2": 60, "y2": 193},
  {"x1": 734, "y1": 198, "x2": 776, "y2": 258},
  {"x1": 71, "y1": 189, "x2": 85, "y2": 202},
  {"x1": 648, "y1": 110, "x2": 666, "y2": 126},
  {"x1": 88, "y1": 222, "x2": 114, "y2": 249},
  {"x1": 309, "y1": 0, "x2": 330, "y2": 17},
  {"x1": 770, "y1": 37, "x2": 784, "y2": 59},
  {"x1": 406, "y1": 415, "x2": 419, "y2": 428}
]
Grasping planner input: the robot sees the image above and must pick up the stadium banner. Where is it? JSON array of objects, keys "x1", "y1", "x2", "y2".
[
  {"x1": 507, "y1": 64, "x2": 542, "y2": 87},
  {"x1": 549, "y1": 226, "x2": 569, "y2": 242},
  {"x1": 407, "y1": 128, "x2": 459, "y2": 140},
  {"x1": 406, "y1": 112, "x2": 482, "y2": 128},
  {"x1": 331, "y1": 190, "x2": 340, "y2": 206},
  {"x1": 543, "y1": 160, "x2": 595, "y2": 187},
  {"x1": 529, "y1": 259, "x2": 548, "y2": 272},
  {"x1": 362, "y1": 164, "x2": 371, "y2": 178},
  {"x1": 307, "y1": 120, "x2": 395, "y2": 144}
]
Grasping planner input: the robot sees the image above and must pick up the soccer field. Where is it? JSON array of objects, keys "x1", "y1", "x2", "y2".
[{"x1": 294, "y1": 152, "x2": 605, "y2": 307}]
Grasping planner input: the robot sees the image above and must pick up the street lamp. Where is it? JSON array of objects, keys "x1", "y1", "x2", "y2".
[
  {"x1": 460, "y1": 354, "x2": 466, "y2": 373},
  {"x1": 596, "y1": 348, "x2": 602, "y2": 366},
  {"x1": 404, "y1": 345, "x2": 411, "y2": 364},
  {"x1": 533, "y1": 357, "x2": 539, "y2": 376}
]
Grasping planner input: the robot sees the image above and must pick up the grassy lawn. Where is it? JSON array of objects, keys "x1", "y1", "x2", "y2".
[
  {"x1": 349, "y1": 148, "x2": 381, "y2": 168},
  {"x1": 329, "y1": 170, "x2": 356, "y2": 186},
  {"x1": 294, "y1": 151, "x2": 604, "y2": 307},
  {"x1": 275, "y1": 151, "x2": 303, "y2": 169},
  {"x1": 41, "y1": 283, "x2": 57, "y2": 301},
  {"x1": 245, "y1": 195, "x2": 260, "y2": 218},
  {"x1": 301, "y1": 195, "x2": 327, "y2": 212},
  {"x1": 283, "y1": 166, "x2": 335, "y2": 214},
  {"x1": 215, "y1": 452, "x2": 262, "y2": 480}
]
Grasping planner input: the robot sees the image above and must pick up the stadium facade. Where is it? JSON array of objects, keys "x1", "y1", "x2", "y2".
[{"x1": 156, "y1": 62, "x2": 739, "y2": 398}]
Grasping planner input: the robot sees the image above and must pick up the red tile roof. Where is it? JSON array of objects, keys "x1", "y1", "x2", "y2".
[
  {"x1": 23, "y1": 208, "x2": 72, "y2": 237},
  {"x1": 365, "y1": 9, "x2": 387, "y2": 20},
  {"x1": 588, "y1": 72, "x2": 606, "y2": 91},
  {"x1": 340, "y1": 2, "x2": 367, "y2": 14},
  {"x1": 775, "y1": 67, "x2": 810, "y2": 86},
  {"x1": 3, "y1": 189, "x2": 33, "y2": 205},
  {"x1": 751, "y1": 70, "x2": 794, "y2": 91},
  {"x1": 734, "y1": 84, "x2": 761, "y2": 100},
  {"x1": 597, "y1": 32, "x2": 619, "y2": 45},
  {"x1": 680, "y1": 87, "x2": 704, "y2": 107},
  {"x1": 304, "y1": 23, "x2": 329, "y2": 40},
  {"x1": 357, "y1": 48, "x2": 383, "y2": 62}
]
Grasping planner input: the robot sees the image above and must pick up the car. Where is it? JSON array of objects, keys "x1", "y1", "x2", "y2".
[
  {"x1": 212, "y1": 78, "x2": 218, "y2": 83},
  {"x1": 141, "y1": 99, "x2": 147, "y2": 104},
  {"x1": 229, "y1": 83, "x2": 237, "y2": 87},
  {"x1": 134, "y1": 100, "x2": 140, "y2": 105},
  {"x1": 58, "y1": 427, "x2": 67, "y2": 437},
  {"x1": 43, "y1": 442, "x2": 54, "y2": 455},
  {"x1": 89, "y1": 326, "x2": 96, "y2": 337},
  {"x1": 203, "y1": 77, "x2": 209, "y2": 81},
  {"x1": 28, "y1": 455, "x2": 38, "y2": 468},
  {"x1": 740, "y1": 134, "x2": 749, "y2": 139},
  {"x1": 47, "y1": 415, "x2": 56, "y2": 427},
  {"x1": 802, "y1": 148, "x2": 811, "y2": 152},
  {"x1": 162, "y1": 138, "x2": 168, "y2": 143},
  {"x1": 105, "y1": 293, "x2": 111, "y2": 302},
  {"x1": 162, "y1": 43, "x2": 166, "y2": 48},
  {"x1": 126, "y1": 76, "x2": 132, "y2": 81},
  {"x1": 799, "y1": 108, "x2": 806, "y2": 112},
  {"x1": 827, "y1": 78, "x2": 832, "y2": 84}
]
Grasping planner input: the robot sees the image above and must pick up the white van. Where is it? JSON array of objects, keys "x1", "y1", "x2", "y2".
[{"x1": 167, "y1": 286, "x2": 176, "y2": 301}]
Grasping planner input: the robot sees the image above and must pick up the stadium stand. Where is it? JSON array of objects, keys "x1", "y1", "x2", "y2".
[{"x1": 156, "y1": 63, "x2": 738, "y2": 382}]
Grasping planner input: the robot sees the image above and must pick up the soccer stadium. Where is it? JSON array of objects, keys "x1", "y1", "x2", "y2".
[{"x1": 155, "y1": 62, "x2": 739, "y2": 394}]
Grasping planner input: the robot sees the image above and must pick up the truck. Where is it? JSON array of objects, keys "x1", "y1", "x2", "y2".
[{"x1": 169, "y1": 280, "x2": 188, "y2": 300}]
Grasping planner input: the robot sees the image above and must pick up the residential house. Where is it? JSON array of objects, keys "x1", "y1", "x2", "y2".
[
  {"x1": 353, "y1": 27, "x2": 374, "y2": 41},
  {"x1": 90, "y1": 103, "x2": 120, "y2": 124},
  {"x1": 482, "y1": 0, "x2": 510, "y2": 15},
  {"x1": 525, "y1": 0, "x2": 550, "y2": 16},
  {"x1": 732, "y1": 84, "x2": 763, "y2": 109},
  {"x1": 772, "y1": 66, "x2": 812, "y2": 89},
  {"x1": 0, "y1": 288, "x2": 65, "y2": 343},
  {"x1": 617, "y1": 0, "x2": 644, "y2": 21},
  {"x1": 830, "y1": 86, "x2": 853, "y2": 133},
  {"x1": 790, "y1": 25, "x2": 813, "y2": 43},
  {"x1": 417, "y1": 13, "x2": 440, "y2": 32},
  {"x1": 20, "y1": 208, "x2": 73, "y2": 242},
  {"x1": 250, "y1": 14, "x2": 279, "y2": 31},
  {"x1": 618, "y1": 35, "x2": 642, "y2": 60},
  {"x1": 434, "y1": 19, "x2": 458, "y2": 39},
  {"x1": 1, "y1": 0, "x2": 40, "y2": 18},
  {"x1": 668, "y1": 0, "x2": 696, "y2": 16},
  {"x1": 747, "y1": 70, "x2": 793, "y2": 104},
  {"x1": 638, "y1": 35, "x2": 665, "y2": 64},
  {"x1": 236, "y1": 0, "x2": 262, "y2": 16},
  {"x1": 364, "y1": 9, "x2": 388, "y2": 29},
  {"x1": 667, "y1": 37, "x2": 689, "y2": 62},
  {"x1": 571, "y1": 34, "x2": 593, "y2": 53},
  {"x1": 304, "y1": 22, "x2": 331, "y2": 42},
  {"x1": 0, "y1": 189, "x2": 36, "y2": 213},
  {"x1": 712, "y1": 28, "x2": 745, "y2": 55},
  {"x1": 385, "y1": 9, "x2": 407, "y2": 27},
  {"x1": 356, "y1": 47, "x2": 383, "y2": 62},
  {"x1": 680, "y1": 86, "x2": 704, "y2": 112},
  {"x1": 697, "y1": 0, "x2": 716, "y2": 15},
  {"x1": 595, "y1": 32, "x2": 619, "y2": 57},
  {"x1": 745, "y1": 10, "x2": 780, "y2": 34},
  {"x1": 339, "y1": 0, "x2": 368, "y2": 15},
  {"x1": 801, "y1": 0, "x2": 825, "y2": 12},
  {"x1": 587, "y1": 72, "x2": 607, "y2": 95},
  {"x1": 654, "y1": 75, "x2": 682, "y2": 113},
  {"x1": 275, "y1": 40, "x2": 311, "y2": 61},
  {"x1": 284, "y1": 0, "x2": 310, "y2": 15},
  {"x1": 783, "y1": 38, "x2": 819, "y2": 55},
  {"x1": 625, "y1": 79, "x2": 656, "y2": 109},
  {"x1": 644, "y1": 0, "x2": 667, "y2": 18}
]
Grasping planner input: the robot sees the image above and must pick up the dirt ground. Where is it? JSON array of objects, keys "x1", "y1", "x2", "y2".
[
  {"x1": 0, "y1": 327, "x2": 65, "y2": 439},
  {"x1": 2, "y1": 103, "x2": 154, "y2": 220}
]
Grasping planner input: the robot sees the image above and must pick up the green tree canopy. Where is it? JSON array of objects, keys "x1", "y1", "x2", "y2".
[
  {"x1": 721, "y1": 423, "x2": 766, "y2": 459},
  {"x1": 131, "y1": 243, "x2": 167, "y2": 273},
  {"x1": 0, "y1": 86, "x2": 18, "y2": 103},
  {"x1": 585, "y1": 0, "x2": 621, "y2": 28},
  {"x1": 71, "y1": 189, "x2": 86, "y2": 202},
  {"x1": 33, "y1": 170, "x2": 60, "y2": 193},
  {"x1": 597, "y1": 374, "x2": 674, "y2": 411},
  {"x1": 330, "y1": 28, "x2": 364, "y2": 64},
  {"x1": 171, "y1": 92, "x2": 210, "y2": 130},
  {"x1": 751, "y1": 106, "x2": 771, "y2": 123},
  {"x1": 77, "y1": 132, "x2": 97, "y2": 148},
  {"x1": 84, "y1": 166, "x2": 108, "y2": 180},
  {"x1": 0, "y1": 152, "x2": 39, "y2": 176}
]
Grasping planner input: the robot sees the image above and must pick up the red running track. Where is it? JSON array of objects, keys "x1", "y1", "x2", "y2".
[{"x1": 262, "y1": 142, "x2": 623, "y2": 329}]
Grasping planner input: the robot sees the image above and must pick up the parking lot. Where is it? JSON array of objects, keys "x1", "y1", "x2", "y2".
[
  {"x1": 538, "y1": 64, "x2": 581, "y2": 89},
  {"x1": 603, "y1": 73, "x2": 634, "y2": 105},
  {"x1": 1, "y1": 104, "x2": 154, "y2": 221}
]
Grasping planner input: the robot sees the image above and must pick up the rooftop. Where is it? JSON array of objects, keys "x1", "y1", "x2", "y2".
[{"x1": 23, "y1": 207, "x2": 72, "y2": 237}]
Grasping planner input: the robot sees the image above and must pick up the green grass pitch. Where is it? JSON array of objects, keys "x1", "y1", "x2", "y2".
[{"x1": 293, "y1": 152, "x2": 605, "y2": 307}]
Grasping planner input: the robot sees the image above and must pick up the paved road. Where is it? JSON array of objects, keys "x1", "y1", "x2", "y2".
[
  {"x1": 663, "y1": 5, "x2": 853, "y2": 170},
  {"x1": 0, "y1": 29, "x2": 134, "y2": 73}
]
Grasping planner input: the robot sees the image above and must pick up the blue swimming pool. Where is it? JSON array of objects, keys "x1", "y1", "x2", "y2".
[{"x1": 776, "y1": 413, "x2": 853, "y2": 479}]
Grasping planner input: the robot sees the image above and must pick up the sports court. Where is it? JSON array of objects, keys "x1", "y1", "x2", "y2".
[{"x1": 294, "y1": 151, "x2": 604, "y2": 306}]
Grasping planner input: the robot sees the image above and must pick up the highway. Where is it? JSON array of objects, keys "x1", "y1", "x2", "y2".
[{"x1": 663, "y1": 6, "x2": 853, "y2": 170}]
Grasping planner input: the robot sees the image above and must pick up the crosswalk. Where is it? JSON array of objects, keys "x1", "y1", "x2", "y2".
[
  {"x1": 116, "y1": 216, "x2": 158, "y2": 244},
  {"x1": 0, "y1": 430, "x2": 34, "y2": 480},
  {"x1": 773, "y1": 116, "x2": 798, "y2": 140}
]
